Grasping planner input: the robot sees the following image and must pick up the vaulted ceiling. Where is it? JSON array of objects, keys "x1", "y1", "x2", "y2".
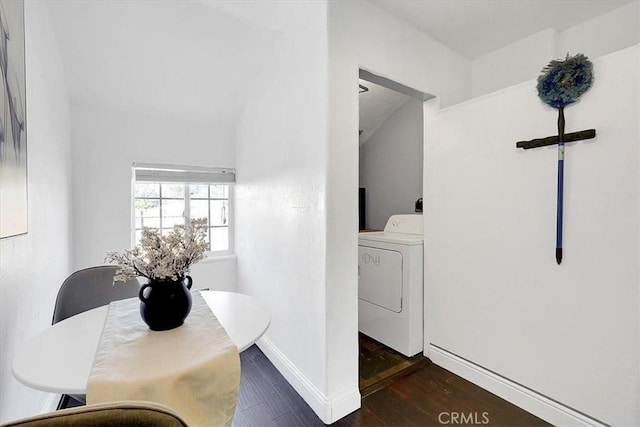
[
  {"x1": 47, "y1": 0, "x2": 634, "y2": 130},
  {"x1": 47, "y1": 1, "x2": 278, "y2": 124},
  {"x1": 368, "y1": 0, "x2": 634, "y2": 59},
  {"x1": 359, "y1": 80, "x2": 410, "y2": 146}
]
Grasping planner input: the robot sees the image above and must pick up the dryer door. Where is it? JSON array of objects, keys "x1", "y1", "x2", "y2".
[{"x1": 358, "y1": 245, "x2": 402, "y2": 313}]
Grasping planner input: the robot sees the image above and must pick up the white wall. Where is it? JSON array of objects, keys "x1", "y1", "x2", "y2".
[
  {"x1": 471, "y1": 29, "x2": 555, "y2": 98},
  {"x1": 346, "y1": 3, "x2": 470, "y2": 109},
  {"x1": 325, "y1": 1, "x2": 469, "y2": 422},
  {"x1": 557, "y1": 1, "x2": 640, "y2": 62},
  {"x1": 70, "y1": 103, "x2": 237, "y2": 291},
  {"x1": 359, "y1": 98, "x2": 423, "y2": 230},
  {"x1": 234, "y1": 1, "x2": 340, "y2": 422},
  {"x1": 0, "y1": 2, "x2": 72, "y2": 422},
  {"x1": 472, "y1": 1, "x2": 640, "y2": 98},
  {"x1": 425, "y1": 46, "x2": 639, "y2": 425}
]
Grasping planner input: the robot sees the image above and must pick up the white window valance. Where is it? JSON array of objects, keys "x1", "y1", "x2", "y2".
[{"x1": 133, "y1": 163, "x2": 235, "y2": 184}]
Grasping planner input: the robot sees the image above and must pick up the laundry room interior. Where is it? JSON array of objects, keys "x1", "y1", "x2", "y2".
[
  {"x1": 357, "y1": 71, "x2": 431, "y2": 394},
  {"x1": 358, "y1": 73, "x2": 425, "y2": 232}
]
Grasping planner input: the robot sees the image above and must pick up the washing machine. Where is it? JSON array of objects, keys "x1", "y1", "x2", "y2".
[{"x1": 358, "y1": 214, "x2": 423, "y2": 357}]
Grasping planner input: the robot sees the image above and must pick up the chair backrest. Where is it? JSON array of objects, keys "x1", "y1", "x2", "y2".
[
  {"x1": 52, "y1": 266, "x2": 140, "y2": 324},
  {"x1": 0, "y1": 400, "x2": 188, "y2": 427}
]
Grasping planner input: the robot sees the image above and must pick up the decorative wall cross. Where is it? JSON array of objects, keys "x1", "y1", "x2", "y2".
[{"x1": 516, "y1": 54, "x2": 595, "y2": 264}]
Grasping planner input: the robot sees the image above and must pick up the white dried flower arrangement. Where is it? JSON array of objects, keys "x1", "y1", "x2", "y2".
[{"x1": 106, "y1": 218, "x2": 209, "y2": 282}]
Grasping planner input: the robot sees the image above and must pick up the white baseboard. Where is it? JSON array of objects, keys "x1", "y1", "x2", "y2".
[
  {"x1": 428, "y1": 345, "x2": 606, "y2": 427},
  {"x1": 41, "y1": 393, "x2": 60, "y2": 414},
  {"x1": 257, "y1": 338, "x2": 361, "y2": 424}
]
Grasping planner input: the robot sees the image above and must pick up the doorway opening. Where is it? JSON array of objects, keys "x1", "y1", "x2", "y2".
[{"x1": 357, "y1": 69, "x2": 433, "y2": 396}]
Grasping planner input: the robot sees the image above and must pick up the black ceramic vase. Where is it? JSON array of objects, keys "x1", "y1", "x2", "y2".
[{"x1": 139, "y1": 276, "x2": 193, "y2": 331}]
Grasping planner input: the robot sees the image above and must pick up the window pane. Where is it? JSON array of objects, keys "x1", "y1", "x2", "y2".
[
  {"x1": 134, "y1": 199, "x2": 160, "y2": 228},
  {"x1": 133, "y1": 166, "x2": 233, "y2": 254},
  {"x1": 162, "y1": 183, "x2": 185, "y2": 199},
  {"x1": 189, "y1": 184, "x2": 209, "y2": 199},
  {"x1": 135, "y1": 183, "x2": 159, "y2": 198},
  {"x1": 203, "y1": 227, "x2": 210, "y2": 251},
  {"x1": 210, "y1": 185, "x2": 228, "y2": 199},
  {"x1": 161, "y1": 228, "x2": 175, "y2": 237},
  {"x1": 210, "y1": 200, "x2": 228, "y2": 226},
  {"x1": 190, "y1": 199, "x2": 209, "y2": 222},
  {"x1": 210, "y1": 227, "x2": 228, "y2": 251},
  {"x1": 135, "y1": 215, "x2": 161, "y2": 229},
  {"x1": 162, "y1": 199, "x2": 185, "y2": 227}
]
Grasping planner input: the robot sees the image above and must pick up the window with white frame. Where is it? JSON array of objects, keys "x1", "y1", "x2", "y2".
[{"x1": 132, "y1": 164, "x2": 235, "y2": 255}]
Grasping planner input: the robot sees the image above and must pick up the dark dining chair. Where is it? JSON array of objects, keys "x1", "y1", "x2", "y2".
[
  {"x1": 52, "y1": 265, "x2": 140, "y2": 408},
  {"x1": 52, "y1": 265, "x2": 140, "y2": 324}
]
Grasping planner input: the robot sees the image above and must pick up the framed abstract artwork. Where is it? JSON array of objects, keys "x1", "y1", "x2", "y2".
[{"x1": 0, "y1": 0, "x2": 26, "y2": 238}]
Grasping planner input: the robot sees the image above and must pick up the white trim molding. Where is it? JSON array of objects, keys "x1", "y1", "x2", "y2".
[
  {"x1": 42, "y1": 393, "x2": 61, "y2": 414},
  {"x1": 257, "y1": 337, "x2": 361, "y2": 424},
  {"x1": 427, "y1": 345, "x2": 608, "y2": 427}
]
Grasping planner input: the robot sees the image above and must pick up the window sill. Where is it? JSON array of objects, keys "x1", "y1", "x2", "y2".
[{"x1": 199, "y1": 254, "x2": 237, "y2": 263}]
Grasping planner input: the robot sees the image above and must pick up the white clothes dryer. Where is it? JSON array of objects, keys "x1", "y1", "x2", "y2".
[{"x1": 358, "y1": 214, "x2": 424, "y2": 357}]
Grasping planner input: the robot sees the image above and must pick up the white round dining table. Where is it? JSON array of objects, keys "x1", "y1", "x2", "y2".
[{"x1": 12, "y1": 291, "x2": 270, "y2": 395}]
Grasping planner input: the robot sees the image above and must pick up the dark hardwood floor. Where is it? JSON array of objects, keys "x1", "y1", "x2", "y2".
[
  {"x1": 233, "y1": 345, "x2": 551, "y2": 426},
  {"x1": 59, "y1": 343, "x2": 550, "y2": 426},
  {"x1": 358, "y1": 334, "x2": 428, "y2": 398}
]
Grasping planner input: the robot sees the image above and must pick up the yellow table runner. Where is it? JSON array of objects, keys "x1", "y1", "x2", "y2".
[{"x1": 87, "y1": 290, "x2": 240, "y2": 426}]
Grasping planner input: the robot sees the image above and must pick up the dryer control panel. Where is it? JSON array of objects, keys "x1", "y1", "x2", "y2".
[{"x1": 383, "y1": 214, "x2": 423, "y2": 235}]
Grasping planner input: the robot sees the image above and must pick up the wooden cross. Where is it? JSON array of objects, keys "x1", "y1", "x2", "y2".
[{"x1": 516, "y1": 110, "x2": 596, "y2": 264}]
